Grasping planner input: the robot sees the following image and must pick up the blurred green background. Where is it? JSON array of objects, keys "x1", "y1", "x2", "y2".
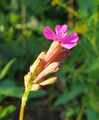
[{"x1": 0, "y1": 0, "x2": 99, "y2": 120}]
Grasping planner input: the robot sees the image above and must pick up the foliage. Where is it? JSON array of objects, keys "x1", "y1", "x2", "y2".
[
  {"x1": 0, "y1": 105, "x2": 16, "y2": 119},
  {"x1": 0, "y1": 0, "x2": 99, "y2": 119}
]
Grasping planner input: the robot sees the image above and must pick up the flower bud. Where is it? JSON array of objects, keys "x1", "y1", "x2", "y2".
[
  {"x1": 55, "y1": 49, "x2": 69, "y2": 61},
  {"x1": 44, "y1": 41, "x2": 62, "y2": 62},
  {"x1": 30, "y1": 51, "x2": 46, "y2": 73},
  {"x1": 33, "y1": 62, "x2": 60, "y2": 83},
  {"x1": 40, "y1": 76, "x2": 58, "y2": 86},
  {"x1": 24, "y1": 72, "x2": 32, "y2": 91},
  {"x1": 31, "y1": 84, "x2": 41, "y2": 91}
]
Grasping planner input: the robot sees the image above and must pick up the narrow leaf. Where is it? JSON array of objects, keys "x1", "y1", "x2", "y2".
[{"x1": 0, "y1": 59, "x2": 15, "y2": 80}]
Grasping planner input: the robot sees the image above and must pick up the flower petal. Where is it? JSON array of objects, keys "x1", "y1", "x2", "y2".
[
  {"x1": 55, "y1": 24, "x2": 62, "y2": 36},
  {"x1": 61, "y1": 32, "x2": 79, "y2": 49},
  {"x1": 61, "y1": 42, "x2": 78, "y2": 49},
  {"x1": 43, "y1": 26, "x2": 56, "y2": 40},
  {"x1": 60, "y1": 24, "x2": 68, "y2": 38}
]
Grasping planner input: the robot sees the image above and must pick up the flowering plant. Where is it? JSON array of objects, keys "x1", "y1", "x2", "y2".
[{"x1": 19, "y1": 24, "x2": 79, "y2": 120}]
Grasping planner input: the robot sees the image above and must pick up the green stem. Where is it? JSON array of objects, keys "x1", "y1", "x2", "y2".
[
  {"x1": 19, "y1": 91, "x2": 29, "y2": 120},
  {"x1": 57, "y1": 1, "x2": 80, "y2": 19}
]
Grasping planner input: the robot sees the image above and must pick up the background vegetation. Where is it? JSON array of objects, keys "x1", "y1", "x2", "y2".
[{"x1": 0, "y1": 0, "x2": 99, "y2": 120}]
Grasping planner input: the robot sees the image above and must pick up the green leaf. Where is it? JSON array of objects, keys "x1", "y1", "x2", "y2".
[
  {"x1": 0, "y1": 59, "x2": 15, "y2": 80},
  {"x1": 0, "y1": 105, "x2": 16, "y2": 119},
  {"x1": 0, "y1": 86, "x2": 46, "y2": 98},
  {"x1": 85, "y1": 59, "x2": 99, "y2": 73},
  {"x1": 85, "y1": 107, "x2": 99, "y2": 120},
  {"x1": 54, "y1": 84, "x2": 88, "y2": 107},
  {"x1": 0, "y1": 87, "x2": 24, "y2": 98},
  {"x1": 0, "y1": 79, "x2": 17, "y2": 87},
  {"x1": 77, "y1": 0, "x2": 98, "y2": 9},
  {"x1": 66, "y1": 107, "x2": 77, "y2": 117},
  {"x1": 0, "y1": 13, "x2": 6, "y2": 25},
  {"x1": 29, "y1": 90, "x2": 47, "y2": 98}
]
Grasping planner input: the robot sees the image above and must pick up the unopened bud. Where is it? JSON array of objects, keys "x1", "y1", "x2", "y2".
[
  {"x1": 55, "y1": 49, "x2": 69, "y2": 61},
  {"x1": 33, "y1": 62, "x2": 60, "y2": 83},
  {"x1": 24, "y1": 72, "x2": 31, "y2": 81},
  {"x1": 44, "y1": 41, "x2": 62, "y2": 62},
  {"x1": 30, "y1": 51, "x2": 46, "y2": 73},
  {"x1": 40, "y1": 76, "x2": 58, "y2": 86},
  {"x1": 31, "y1": 84, "x2": 41, "y2": 91},
  {"x1": 24, "y1": 72, "x2": 32, "y2": 91}
]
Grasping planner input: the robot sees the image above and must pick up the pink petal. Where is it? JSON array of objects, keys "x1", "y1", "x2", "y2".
[
  {"x1": 60, "y1": 24, "x2": 68, "y2": 38},
  {"x1": 61, "y1": 32, "x2": 79, "y2": 49},
  {"x1": 43, "y1": 26, "x2": 56, "y2": 40},
  {"x1": 55, "y1": 24, "x2": 62, "y2": 36},
  {"x1": 61, "y1": 42, "x2": 78, "y2": 49}
]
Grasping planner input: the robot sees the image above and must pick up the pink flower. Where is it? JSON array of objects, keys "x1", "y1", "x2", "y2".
[{"x1": 43, "y1": 24, "x2": 79, "y2": 49}]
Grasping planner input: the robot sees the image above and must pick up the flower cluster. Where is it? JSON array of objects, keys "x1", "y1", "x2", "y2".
[
  {"x1": 19, "y1": 24, "x2": 79, "y2": 120},
  {"x1": 24, "y1": 24, "x2": 79, "y2": 92},
  {"x1": 24, "y1": 51, "x2": 60, "y2": 91}
]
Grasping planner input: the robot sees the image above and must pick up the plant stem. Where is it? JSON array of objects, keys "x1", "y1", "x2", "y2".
[
  {"x1": 19, "y1": 91, "x2": 29, "y2": 120},
  {"x1": 57, "y1": 1, "x2": 80, "y2": 19}
]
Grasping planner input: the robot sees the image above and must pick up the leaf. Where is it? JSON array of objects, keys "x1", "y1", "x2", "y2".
[
  {"x1": 0, "y1": 105, "x2": 16, "y2": 119},
  {"x1": 29, "y1": 90, "x2": 47, "y2": 98},
  {"x1": 0, "y1": 86, "x2": 46, "y2": 98},
  {"x1": 54, "y1": 84, "x2": 88, "y2": 107},
  {"x1": 85, "y1": 59, "x2": 99, "y2": 73},
  {"x1": 66, "y1": 107, "x2": 77, "y2": 117},
  {"x1": 0, "y1": 13, "x2": 6, "y2": 25},
  {"x1": 0, "y1": 59, "x2": 15, "y2": 80},
  {"x1": 85, "y1": 107, "x2": 99, "y2": 120},
  {"x1": 77, "y1": 0, "x2": 98, "y2": 9},
  {"x1": 0, "y1": 79, "x2": 17, "y2": 87},
  {"x1": 0, "y1": 87, "x2": 24, "y2": 98}
]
